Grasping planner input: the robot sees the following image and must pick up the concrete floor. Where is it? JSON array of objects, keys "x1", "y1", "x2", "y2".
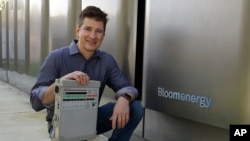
[{"x1": 0, "y1": 80, "x2": 145, "y2": 141}]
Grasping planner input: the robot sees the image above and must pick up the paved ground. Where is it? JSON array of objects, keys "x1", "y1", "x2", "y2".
[{"x1": 0, "y1": 80, "x2": 108, "y2": 141}]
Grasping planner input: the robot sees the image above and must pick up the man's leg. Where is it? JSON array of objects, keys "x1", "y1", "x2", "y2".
[
  {"x1": 97, "y1": 101, "x2": 144, "y2": 141},
  {"x1": 48, "y1": 121, "x2": 54, "y2": 138},
  {"x1": 96, "y1": 102, "x2": 115, "y2": 134}
]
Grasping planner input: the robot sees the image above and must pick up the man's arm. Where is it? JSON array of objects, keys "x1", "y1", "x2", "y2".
[
  {"x1": 106, "y1": 55, "x2": 139, "y2": 100},
  {"x1": 30, "y1": 51, "x2": 59, "y2": 110},
  {"x1": 106, "y1": 55, "x2": 139, "y2": 128},
  {"x1": 42, "y1": 83, "x2": 56, "y2": 105},
  {"x1": 115, "y1": 87, "x2": 138, "y2": 101},
  {"x1": 42, "y1": 71, "x2": 90, "y2": 105}
]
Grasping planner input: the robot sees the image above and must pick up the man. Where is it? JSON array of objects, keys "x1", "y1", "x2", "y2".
[{"x1": 30, "y1": 6, "x2": 144, "y2": 141}]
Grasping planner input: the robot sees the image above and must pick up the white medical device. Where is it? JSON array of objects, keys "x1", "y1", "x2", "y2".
[{"x1": 51, "y1": 79, "x2": 100, "y2": 141}]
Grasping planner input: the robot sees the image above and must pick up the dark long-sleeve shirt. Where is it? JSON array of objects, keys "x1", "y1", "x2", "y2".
[{"x1": 30, "y1": 40, "x2": 138, "y2": 121}]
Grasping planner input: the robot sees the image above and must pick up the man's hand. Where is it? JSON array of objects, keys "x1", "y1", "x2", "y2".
[
  {"x1": 110, "y1": 97, "x2": 130, "y2": 129},
  {"x1": 42, "y1": 71, "x2": 89, "y2": 105},
  {"x1": 61, "y1": 71, "x2": 90, "y2": 85}
]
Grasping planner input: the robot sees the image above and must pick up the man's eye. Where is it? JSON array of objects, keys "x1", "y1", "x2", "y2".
[
  {"x1": 84, "y1": 28, "x2": 91, "y2": 31},
  {"x1": 96, "y1": 30, "x2": 103, "y2": 33}
]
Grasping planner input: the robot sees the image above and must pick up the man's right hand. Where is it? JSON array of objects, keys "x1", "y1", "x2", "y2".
[
  {"x1": 42, "y1": 71, "x2": 90, "y2": 105},
  {"x1": 61, "y1": 71, "x2": 90, "y2": 85}
]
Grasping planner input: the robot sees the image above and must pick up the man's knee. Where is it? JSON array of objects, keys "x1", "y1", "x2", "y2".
[{"x1": 130, "y1": 101, "x2": 144, "y2": 121}]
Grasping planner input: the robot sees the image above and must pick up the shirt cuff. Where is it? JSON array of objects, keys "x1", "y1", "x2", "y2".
[
  {"x1": 33, "y1": 86, "x2": 48, "y2": 100},
  {"x1": 115, "y1": 86, "x2": 138, "y2": 99},
  {"x1": 31, "y1": 86, "x2": 54, "y2": 108}
]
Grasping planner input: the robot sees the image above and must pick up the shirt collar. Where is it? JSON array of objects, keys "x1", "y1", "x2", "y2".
[
  {"x1": 69, "y1": 40, "x2": 79, "y2": 55},
  {"x1": 69, "y1": 40, "x2": 102, "y2": 59}
]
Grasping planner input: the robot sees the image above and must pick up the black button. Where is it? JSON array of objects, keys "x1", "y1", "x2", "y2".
[{"x1": 55, "y1": 86, "x2": 59, "y2": 93}]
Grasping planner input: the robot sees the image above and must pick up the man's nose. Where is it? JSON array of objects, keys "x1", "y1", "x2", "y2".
[{"x1": 89, "y1": 31, "x2": 97, "y2": 39}]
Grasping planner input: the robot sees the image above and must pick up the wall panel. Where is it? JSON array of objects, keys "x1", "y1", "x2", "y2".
[
  {"x1": 17, "y1": 0, "x2": 26, "y2": 73},
  {"x1": 143, "y1": 0, "x2": 250, "y2": 140}
]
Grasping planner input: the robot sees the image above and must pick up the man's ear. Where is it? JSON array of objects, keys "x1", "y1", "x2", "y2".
[{"x1": 76, "y1": 26, "x2": 80, "y2": 38}]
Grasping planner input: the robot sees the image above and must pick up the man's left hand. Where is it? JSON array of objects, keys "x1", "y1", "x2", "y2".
[{"x1": 110, "y1": 97, "x2": 130, "y2": 129}]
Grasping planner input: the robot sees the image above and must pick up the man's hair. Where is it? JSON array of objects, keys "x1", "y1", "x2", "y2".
[{"x1": 78, "y1": 6, "x2": 108, "y2": 32}]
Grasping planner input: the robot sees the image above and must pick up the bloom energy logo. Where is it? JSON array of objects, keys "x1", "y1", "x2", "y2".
[{"x1": 157, "y1": 87, "x2": 213, "y2": 108}]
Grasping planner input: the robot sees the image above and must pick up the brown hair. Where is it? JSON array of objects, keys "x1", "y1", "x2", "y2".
[{"x1": 78, "y1": 6, "x2": 108, "y2": 32}]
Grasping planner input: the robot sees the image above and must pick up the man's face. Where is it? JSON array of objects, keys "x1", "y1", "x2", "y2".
[{"x1": 76, "y1": 17, "x2": 105, "y2": 52}]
